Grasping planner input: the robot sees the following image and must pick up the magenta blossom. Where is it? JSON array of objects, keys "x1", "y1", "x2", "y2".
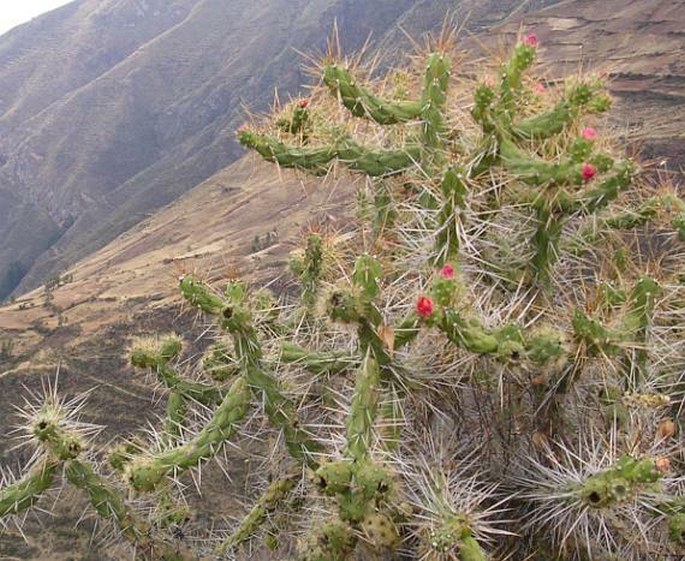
[
  {"x1": 581, "y1": 163, "x2": 597, "y2": 181},
  {"x1": 581, "y1": 127, "x2": 597, "y2": 141},
  {"x1": 523, "y1": 32, "x2": 539, "y2": 47},
  {"x1": 416, "y1": 296, "x2": 434, "y2": 319},
  {"x1": 439, "y1": 264, "x2": 455, "y2": 279}
]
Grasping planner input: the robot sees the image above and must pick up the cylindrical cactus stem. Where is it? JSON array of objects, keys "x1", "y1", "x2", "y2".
[
  {"x1": 219, "y1": 473, "x2": 299, "y2": 553},
  {"x1": 222, "y1": 285, "x2": 322, "y2": 465},
  {"x1": 300, "y1": 518, "x2": 357, "y2": 561},
  {"x1": 435, "y1": 166, "x2": 468, "y2": 266},
  {"x1": 344, "y1": 352, "x2": 380, "y2": 463},
  {"x1": 438, "y1": 310, "x2": 499, "y2": 355},
  {"x1": 322, "y1": 63, "x2": 423, "y2": 124},
  {"x1": 425, "y1": 514, "x2": 489, "y2": 561},
  {"x1": 130, "y1": 334, "x2": 183, "y2": 368},
  {"x1": 32, "y1": 405, "x2": 84, "y2": 461},
  {"x1": 0, "y1": 459, "x2": 59, "y2": 517},
  {"x1": 513, "y1": 82, "x2": 611, "y2": 141},
  {"x1": 238, "y1": 130, "x2": 419, "y2": 177},
  {"x1": 130, "y1": 336, "x2": 224, "y2": 406},
  {"x1": 243, "y1": 359, "x2": 322, "y2": 467},
  {"x1": 621, "y1": 276, "x2": 660, "y2": 384},
  {"x1": 497, "y1": 39, "x2": 538, "y2": 126},
  {"x1": 201, "y1": 342, "x2": 240, "y2": 382},
  {"x1": 668, "y1": 512, "x2": 685, "y2": 545},
  {"x1": 179, "y1": 274, "x2": 225, "y2": 314},
  {"x1": 127, "y1": 376, "x2": 251, "y2": 492},
  {"x1": 575, "y1": 160, "x2": 634, "y2": 213},
  {"x1": 279, "y1": 342, "x2": 355, "y2": 376},
  {"x1": 352, "y1": 253, "x2": 382, "y2": 301},
  {"x1": 571, "y1": 308, "x2": 619, "y2": 357},
  {"x1": 529, "y1": 207, "x2": 564, "y2": 282},
  {"x1": 392, "y1": 313, "x2": 420, "y2": 350},
  {"x1": 420, "y1": 51, "x2": 451, "y2": 154},
  {"x1": 164, "y1": 390, "x2": 187, "y2": 445},
  {"x1": 298, "y1": 233, "x2": 324, "y2": 308},
  {"x1": 575, "y1": 455, "x2": 664, "y2": 509},
  {"x1": 277, "y1": 100, "x2": 311, "y2": 139},
  {"x1": 64, "y1": 459, "x2": 175, "y2": 559}
]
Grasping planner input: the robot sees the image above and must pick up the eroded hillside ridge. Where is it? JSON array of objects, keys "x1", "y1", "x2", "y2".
[{"x1": 0, "y1": 0, "x2": 559, "y2": 301}]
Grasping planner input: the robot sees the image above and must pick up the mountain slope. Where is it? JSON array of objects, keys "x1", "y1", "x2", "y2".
[{"x1": 0, "y1": 0, "x2": 559, "y2": 300}]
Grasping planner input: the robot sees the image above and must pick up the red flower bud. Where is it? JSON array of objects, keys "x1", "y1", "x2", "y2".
[
  {"x1": 298, "y1": 98, "x2": 309, "y2": 109},
  {"x1": 523, "y1": 32, "x2": 539, "y2": 47},
  {"x1": 416, "y1": 296, "x2": 434, "y2": 319},
  {"x1": 439, "y1": 264, "x2": 455, "y2": 279},
  {"x1": 581, "y1": 127, "x2": 597, "y2": 141},
  {"x1": 581, "y1": 163, "x2": 597, "y2": 181}
]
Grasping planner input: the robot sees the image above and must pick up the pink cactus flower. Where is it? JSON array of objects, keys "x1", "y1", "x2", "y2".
[
  {"x1": 416, "y1": 295, "x2": 434, "y2": 319},
  {"x1": 581, "y1": 127, "x2": 597, "y2": 141},
  {"x1": 581, "y1": 163, "x2": 597, "y2": 181},
  {"x1": 439, "y1": 264, "x2": 455, "y2": 279},
  {"x1": 533, "y1": 82, "x2": 546, "y2": 94},
  {"x1": 523, "y1": 32, "x2": 539, "y2": 47}
]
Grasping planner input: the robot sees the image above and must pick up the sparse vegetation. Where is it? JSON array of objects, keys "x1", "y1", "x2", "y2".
[{"x1": 0, "y1": 26, "x2": 683, "y2": 561}]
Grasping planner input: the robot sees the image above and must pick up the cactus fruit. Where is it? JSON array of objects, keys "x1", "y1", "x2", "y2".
[{"x1": 1, "y1": 27, "x2": 684, "y2": 561}]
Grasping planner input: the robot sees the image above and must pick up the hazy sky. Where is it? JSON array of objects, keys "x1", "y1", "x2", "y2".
[{"x1": 0, "y1": 1, "x2": 74, "y2": 36}]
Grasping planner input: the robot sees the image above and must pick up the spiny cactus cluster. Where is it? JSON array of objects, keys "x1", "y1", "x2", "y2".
[{"x1": 1, "y1": 28, "x2": 684, "y2": 561}]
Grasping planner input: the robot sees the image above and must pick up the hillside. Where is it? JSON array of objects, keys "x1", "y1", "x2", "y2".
[
  {"x1": 0, "y1": 0, "x2": 557, "y2": 302},
  {"x1": 0, "y1": 0, "x2": 684, "y2": 558}
]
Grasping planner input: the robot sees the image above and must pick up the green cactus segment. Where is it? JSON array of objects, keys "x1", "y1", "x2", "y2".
[
  {"x1": 201, "y1": 343, "x2": 239, "y2": 382},
  {"x1": 326, "y1": 287, "x2": 365, "y2": 324},
  {"x1": 323, "y1": 64, "x2": 423, "y2": 124},
  {"x1": 435, "y1": 167, "x2": 468, "y2": 266},
  {"x1": 576, "y1": 455, "x2": 663, "y2": 509},
  {"x1": 179, "y1": 275, "x2": 225, "y2": 314},
  {"x1": 238, "y1": 130, "x2": 419, "y2": 177},
  {"x1": 130, "y1": 334, "x2": 183, "y2": 368},
  {"x1": 280, "y1": 342, "x2": 354, "y2": 376},
  {"x1": 530, "y1": 208, "x2": 563, "y2": 281},
  {"x1": 459, "y1": 534, "x2": 489, "y2": 561},
  {"x1": 622, "y1": 276, "x2": 660, "y2": 382},
  {"x1": 32, "y1": 408, "x2": 83, "y2": 461},
  {"x1": 420, "y1": 52, "x2": 451, "y2": 151},
  {"x1": 668, "y1": 513, "x2": 685, "y2": 545},
  {"x1": 576, "y1": 160, "x2": 634, "y2": 213},
  {"x1": 0, "y1": 460, "x2": 58, "y2": 517},
  {"x1": 127, "y1": 377, "x2": 251, "y2": 492},
  {"x1": 295, "y1": 233, "x2": 324, "y2": 308},
  {"x1": 221, "y1": 474, "x2": 298, "y2": 552},
  {"x1": 164, "y1": 391, "x2": 187, "y2": 443},
  {"x1": 244, "y1": 361, "x2": 322, "y2": 466},
  {"x1": 497, "y1": 42, "x2": 537, "y2": 123},
  {"x1": 622, "y1": 277, "x2": 660, "y2": 336},
  {"x1": 499, "y1": 138, "x2": 610, "y2": 187},
  {"x1": 130, "y1": 337, "x2": 223, "y2": 406},
  {"x1": 361, "y1": 511, "x2": 400, "y2": 549},
  {"x1": 277, "y1": 103, "x2": 310, "y2": 137},
  {"x1": 315, "y1": 460, "x2": 354, "y2": 496},
  {"x1": 345, "y1": 353, "x2": 380, "y2": 463},
  {"x1": 300, "y1": 519, "x2": 357, "y2": 561},
  {"x1": 353, "y1": 253, "x2": 382, "y2": 300},
  {"x1": 426, "y1": 514, "x2": 489, "y2": 561},
  {"x1": 571, "y1": 309, "x2": 619, "y2": 357},
  {"x1": 65, "y1": 460, "x2": 145, "y2": 543},
  {"x1": 513, "y1": 83, "x2": 611, "y2": 140},
  {"x1": 438, "y1": 310, "x2": 499, "y2": 354},
  {"x1": 472, "y1": 83, "x2": 496, "y2": 132},
  {"x1": 393, "y1": 314, "x2": 420, "y2": 350}
]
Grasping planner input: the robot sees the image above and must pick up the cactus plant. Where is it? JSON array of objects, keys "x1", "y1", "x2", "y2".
[{"x1": 1, "y1": 27, "x2": 684, "y2": 561}]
